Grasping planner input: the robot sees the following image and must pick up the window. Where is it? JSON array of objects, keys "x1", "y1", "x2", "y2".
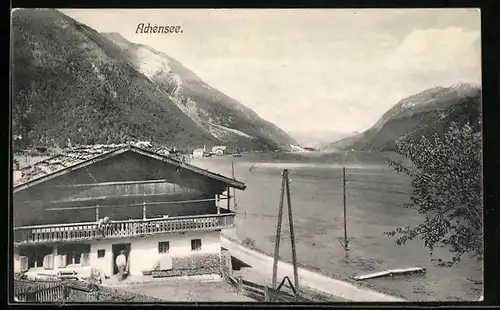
[
  {"x1": 59, "y1": 244, "x2": 91, "y2": 266},
  {"x1": 67, "y1": 251, "x2": 81, "y2": 265},
  {"x1": 97, "y1": 249, "x2": 105, "y2": 258},
  {"x1": 191, "y1": 239, "x2": 202, "y2": 251},
  {"x1": 158, "y1": 241, "x2": 170, "y2": 254}
]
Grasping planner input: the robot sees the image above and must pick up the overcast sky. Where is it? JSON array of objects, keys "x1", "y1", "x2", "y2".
[{"x1": 59, "y1": 9, "x2": 481, "y2": 134}]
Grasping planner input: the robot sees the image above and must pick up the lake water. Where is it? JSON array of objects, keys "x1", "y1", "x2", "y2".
[{"x1": 192, "y1": 151, "x2": 483, "y2": 301}]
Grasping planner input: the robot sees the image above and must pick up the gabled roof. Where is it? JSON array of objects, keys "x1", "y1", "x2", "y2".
[{"x1": 13, "y1": 143, "x2": 246, "y2": 193}]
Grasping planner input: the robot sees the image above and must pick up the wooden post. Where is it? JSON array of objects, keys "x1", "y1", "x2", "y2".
[
  {"x1": 52, "y1": 245, "x2": 58, "y2": 271},
  {"x1": 284, "y1": 170, "x2": 299, "y2": 292},
  {"x1": 217, "y1": 194, "x2": 221, "y2": 215},
  {"x1": 272, "y1": 171, "x2": 286, "y2": 289},
  {"x1": 237, "y1": 276, "x2": 243, "y2": 294},
  {"x1": 232, "y1": 161, "x2": 237, "y2": 209},
  {"x1": 95, "y1": 205, "x2": 99, "y2": 221},
  {"x1": 264, "y1": 286, "x2": 269, "y2": 302},
  {"x1": 227, "y1": 187, "x2": 231, "y2": 211},
  {"x1": 142, "y1": 202, "x2": 146, "y2": 220},
  {"x1": 343, "y1": 167, "x2": 349, "y2": 250}
]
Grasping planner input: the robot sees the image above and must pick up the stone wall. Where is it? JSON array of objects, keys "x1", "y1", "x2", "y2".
[
  {"x1": 220, "y1": 249, "x2": 233, "y2": 279},
  {"x1": 151, "y1": 253, "x2": 220, "y2": 278}
]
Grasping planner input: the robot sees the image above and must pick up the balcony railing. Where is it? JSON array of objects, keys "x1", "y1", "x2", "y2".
[{"x1": 14, "y1": 213, "x2": 235, "y2": 245}]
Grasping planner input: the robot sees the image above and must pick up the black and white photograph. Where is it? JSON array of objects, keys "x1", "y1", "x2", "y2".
[{"x1": 11, "y1": 8, "x2": 483, "y2": 303}]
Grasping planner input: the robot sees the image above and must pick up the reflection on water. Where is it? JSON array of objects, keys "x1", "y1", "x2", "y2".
[{"x1": 192, "y1": 152, "x2": 483, "y2": 301}]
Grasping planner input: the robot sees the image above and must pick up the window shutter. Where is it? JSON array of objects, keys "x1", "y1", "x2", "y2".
[
  {"x1": 43, "y1": 254, "x2": 51, "y2": 269},
  {"x1": 81, "y1": 253, "x2": 90, "y2": 266},
  {"x1": 20, "y1": 256, "x2": 28, "y2": 272},
  {"x1": 58, "y1": 255, "x2": 67, "y2": 268}
]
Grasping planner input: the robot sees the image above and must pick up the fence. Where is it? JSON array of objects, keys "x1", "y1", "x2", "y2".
[
  {"x1": 226, "y1": 276, "x2": 309, "y2": 302},
  {"x1": 15, "y1": 213, "x2": 235, "y2": 245},
  {"x1": 13, "y1": 279, "x2": 164, "y2": 303}
]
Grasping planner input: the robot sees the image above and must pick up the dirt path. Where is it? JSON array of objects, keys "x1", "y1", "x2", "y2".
[
  {"x1": 112, "y1": 277, "x2": 255, "y2": 302},
  {"x1": 222, "y1": 237, "x2": 406, "y2": 302}
]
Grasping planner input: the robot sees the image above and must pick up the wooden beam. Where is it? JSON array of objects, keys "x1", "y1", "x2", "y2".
[
  {"x1": 49, "y1": 192, "x2": 201, "y2": 204},
  {"x1": 53, "y1": 179, "x2": 172, "y2": 188},
  {"x1": 48, "y1": 192, "x2": 203, "y2": 205},
  {"x1": 354, "y1": 267, "x2": 427, "y2": 281},
  {"x1": 342, "y1": 167, "x2": 349, "y2": 251},
  {"x1": 272, "y1": 171, "x2": 286, "y2": 289},
  {"x1": 284, "y1": 169, "x2": 299, "y2": 292},
  {"x1": 232, "y1": 161, "x2": 237, "y2": 209},
  {"x1": 45, "y1": 197, "x2": 230, "y2": 211}
]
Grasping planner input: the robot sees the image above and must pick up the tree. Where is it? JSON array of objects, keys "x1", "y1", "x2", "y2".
[{"x1": 385, "y1": 121, "x2": 482, "y2": 265}]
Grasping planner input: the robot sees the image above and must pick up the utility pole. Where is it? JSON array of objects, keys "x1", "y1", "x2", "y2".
[
  {"x1": 342, "y1": 167, "x2": 349, "y2": 251},
  {"x1": 272, "y1": 169, "x2": 299, "y2": 293},
  {"x1": 272, "y1": 172, "x2": 286, "y2": 290},
  {"x1": 231, "y1": 161, "x2": 237, "y2": 209},
  {"x1": 285, "y1": 170, "x2": 299, "y2": 292}
]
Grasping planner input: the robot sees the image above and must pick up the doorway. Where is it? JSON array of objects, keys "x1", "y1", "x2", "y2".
[{"x1": 111, "y1": 243, "x2": 131, "y2": 275}]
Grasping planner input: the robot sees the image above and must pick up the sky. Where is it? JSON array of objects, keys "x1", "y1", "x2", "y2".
[{"x1": 59, "y1": 9, "x2": 481, "y2": 134}]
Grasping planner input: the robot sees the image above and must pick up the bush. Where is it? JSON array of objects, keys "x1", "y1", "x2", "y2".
[
  {"x1": 242, "y1": 237, "x2": 256, "y2": 248},
  {"x1": 385, "y1": 122, "x2": 482, "y2": 265}
]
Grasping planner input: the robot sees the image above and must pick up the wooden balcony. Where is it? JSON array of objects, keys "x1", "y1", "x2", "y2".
[{"x1": 14, "y1": 213, "x2": 235, "y2": 246}]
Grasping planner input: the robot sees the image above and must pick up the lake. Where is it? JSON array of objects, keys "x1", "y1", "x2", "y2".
[{"x1": 192, "y1": 151, "x2": 483, "y2": 301}]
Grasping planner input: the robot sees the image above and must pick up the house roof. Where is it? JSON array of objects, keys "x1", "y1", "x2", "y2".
[{"x1": 13, "y1": 143, "x2": 246, "y2": 193}]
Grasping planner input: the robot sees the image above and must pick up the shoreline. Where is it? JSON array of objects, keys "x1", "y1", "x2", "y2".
[{"x1": 221, "y1": 231, "x2": 409, "y2": 302}]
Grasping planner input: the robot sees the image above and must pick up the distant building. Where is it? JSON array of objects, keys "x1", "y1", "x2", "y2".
[
  {"x1": 193, "y1": 149, "x2": 205, "y2": 158},
  {"x1": 13, "y1": 159, "x2": 22, "y2": 184},
  {"x1": 13, "y1": 144, "x2": 245, "y2": 281},
  {"x1": 211, "y1": 146, "x2": 227, "y2": 156},
  {"x1": 289, "y1": 145, "x2": 307, "y2": 153},
  {"x1": 157, "y1": 147, "x2": 171, "y2": 156}
]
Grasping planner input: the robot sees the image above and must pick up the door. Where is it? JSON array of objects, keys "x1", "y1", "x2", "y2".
[{"x1": 111, "y1": 243, "x2": 131, "y2": 275}]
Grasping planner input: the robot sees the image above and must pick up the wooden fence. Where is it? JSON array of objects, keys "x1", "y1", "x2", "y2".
[
  {"x1": 13, "y1": 279, "x2": 164, "y2": 303},
  {"x1": 226, "y1": 276, "x2": 309, "y2": 302}
]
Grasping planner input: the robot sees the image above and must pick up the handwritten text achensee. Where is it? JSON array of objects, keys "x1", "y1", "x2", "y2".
[{"x1": 136, "y1": 23, "x2": 183, "y2": 34}]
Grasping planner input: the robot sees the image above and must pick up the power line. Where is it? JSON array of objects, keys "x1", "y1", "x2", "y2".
[
  {"x1": 255, "y1": 173, "x2": 411, "y2": 188},
  {"x1": 347, "y1": 193, "x2": 410, "y2": 207},
  {"x1": 245, "y1": 179, "x2": 411, "y2": 195},
  {"x1": 347, "y1": 178, "x2": 412, "y2": 187},
  {"x1": 346, "y1": 186, "x2": 412, "y2": 196}
]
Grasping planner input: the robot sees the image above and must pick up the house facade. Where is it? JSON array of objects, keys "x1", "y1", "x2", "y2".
[
  {"x1": 211, "y1": 146, "x2": 227, "y2": 156},
  {"x1": 13, "y1": 144, "x2": 245, "y2": 280},
  {"x1": 192, "y1": 148, "x2": 205, "y2": 158}
]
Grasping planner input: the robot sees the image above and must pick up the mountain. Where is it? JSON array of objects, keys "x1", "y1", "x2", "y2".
[
  {"x1": 323, "y1": 83, "x2": 482, "y2": 152},
  {"x1": 11, "y1": 9, "x2": 296, "y2": 152},
  {"x1": 288, "y1": 130, "x2": 354, "y2": 149}
]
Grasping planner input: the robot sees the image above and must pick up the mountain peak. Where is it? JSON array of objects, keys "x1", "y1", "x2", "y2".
[
  {"x1": 12, "y1": 9, "x2": 296, "y2": 152},
  {"x1": 323, "y1": 84, "x2": 481, "y2": 152}
]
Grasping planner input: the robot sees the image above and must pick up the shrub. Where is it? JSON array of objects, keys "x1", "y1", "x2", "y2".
[
  {"x1": 385, "y1": 122, "x2": 482, "y2": 265},
  {"x1": 242, "y1": 237, "x2": 256, "y2": 248}
]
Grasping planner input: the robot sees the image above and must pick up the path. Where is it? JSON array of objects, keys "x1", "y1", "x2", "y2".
[
  {"x1": 107, "y1": 274, "x2": 255, "y2": 302},
  {"x1": 222, "y1": 237, "x2": 406, "y2": 302}
]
